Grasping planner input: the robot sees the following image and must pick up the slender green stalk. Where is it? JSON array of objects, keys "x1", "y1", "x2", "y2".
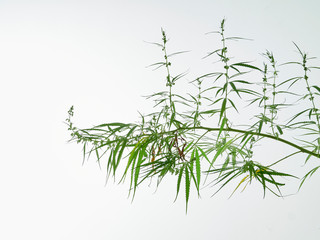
[
  {"x1": 301, "y1": 52, "x2": 320, "y2": 153},
  {"x1": 220, "y1": 20, "x2": 230, "y2": 125},
  {"x1": 192, "y1": 78, "x2": 202, "y2": 127},
  {"x1": 265, "y1": 51, "x2": 278, "y2": 136},
  {"x1": 162, "y1": 30, "x2": 173, "y2": 105},
  {"x1": 262, "y1": 63, "x2": 268, "y2": 123}
]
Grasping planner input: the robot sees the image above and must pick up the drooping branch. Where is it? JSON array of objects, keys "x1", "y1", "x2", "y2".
[{"x1": 67, "y1": 19, "x2": 320, "y2": 211}]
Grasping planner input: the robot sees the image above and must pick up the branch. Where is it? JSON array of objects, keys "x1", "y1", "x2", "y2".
[{"x1": 164, "y1": 126, "x2": 320, "y2": 159}]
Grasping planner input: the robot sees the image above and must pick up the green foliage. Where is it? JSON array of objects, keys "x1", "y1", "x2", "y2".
[{"x1": 66, "y1": 19, "x2": 320, "y2": 212}]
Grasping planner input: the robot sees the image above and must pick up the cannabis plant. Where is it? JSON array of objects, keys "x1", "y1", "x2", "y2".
[{"x1": 66, "y1": 19, "x2": 320, "y2": 212}]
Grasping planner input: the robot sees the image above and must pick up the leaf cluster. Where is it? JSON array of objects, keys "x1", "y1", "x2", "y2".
[{"x1": 66, "y1": 19, "x2": 320, "y2": 212}]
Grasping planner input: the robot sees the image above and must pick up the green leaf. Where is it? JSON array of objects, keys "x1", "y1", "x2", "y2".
[
  {"x1": 309, "y1": 109, "x2": 313, "y2": 119},
  {"x1": 199, "y1": 109, "x2": 219, "y2": 116},
  {"x1": 258, "y1": 173, "x2": 267, "y2": 197},
  {"x1": 299, "y1": 165, "x2": 320, "y2": 190},
  {"x1": 261, "y1": 170, "x2": 297, "y2": 178},
  {"x1": 187, "y1": 163, "x2": 199, "y2": 195},
  {"x1": 172, "y1": 71, "x2": 188, "y2": 83},
  {"x1": 232, "y1": 62, "x2": 262, "y2": 72},
  {"x1": 225, "y1": 36, "x2": 253, "y2": 41},
  {"x1": 185, "y1": 167, "x2": 190, "y2": 213},
  {"x1": 258, "y1": 120, "x2": 263, "y2": 133},
  {"x1": 287, "y1": 109, "x2": 310, "y2": 124},
  {"x1": 95, "y1": 122, "x2": 131, "y2": 128},
  {"x1": 292, "y1": 42, "x2": 303, "y2": 57},
  {"x1": 219, "y1": 98, "x2": 227, "y2": 123},
  {"x1": 82, "y1": 142, "x2": 87, "y2": 165},
  {"x1": 197, "y1": 146, "x2": 210, "y2": 164},
  {"x1": 195, "y1": 148, "x2": 201, "y2": 189},
  {"x1": 230, "y1": 65, "x2": 240, "y2": 73},
  {"x1": 277, "y1": 77, "x2": 301, "y2": 88},
  {"x1": 229, "y1": 82, "x2": 241, "y2": 98},
  {"x1": 202, "y1": 49, "x2": 222, "y2": 59},
  {"x1": 276, "y1": 125, "x2": 283, "y2": 135},
  {"x1": 174, "y1": 166, "x2": 185, "y2": 202},
  {"x1": 217, "y1": 117, "x2": 227, "y2": 141},
  {"x1": 313, "y1": 85, "x2": 320, "y2": 93},
  {"x1": 219, "y1": 155, "x2": 231, "y2": 179},
  {"x1": 116, "y1": 139, "x2": 127, "y2": 170},
  {"x1": 128, "y1": 151, "x2": 138, "y2": 196},
  {"x1": 212, "y1": 170, "x2": 242, "y2": 197},
  {"x1": 112, "y1": 141, "x2": 122, "y2": 176},
  {"x1": 121, "y1": 137, "x2": 147, "y2": 183},
  {"x1": 231, "y1": 149, "x2": 236, "y2": 166},
  {"x1": 133, "y1": 145, "x2": 147, "y2": 199},
  {"x1": 228, "y1": 99, "x2": 239, "y2": 113},
  {"x1": 231, "y1": 80, "x2": 251, "y2": 84},
  {"x1": 210, "y1": 137, "x2": 238, "y2": 170},
  {"x1": 168, "y1": 51, "x2": 190, "y2": 58}
]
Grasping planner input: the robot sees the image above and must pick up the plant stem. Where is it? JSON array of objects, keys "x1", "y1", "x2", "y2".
[
  {"x1": 162, "y1": 29, "x2": 173, "y2": 114},
  {"x1": 302, "y1": 55, "x2": 320, "y2": 154},
  {"x1": 220, "y1": 19, "x2": 229, "y2": 125},
  {"x1": 165, "y1": 126, "x2": 320, "y2": 159}
]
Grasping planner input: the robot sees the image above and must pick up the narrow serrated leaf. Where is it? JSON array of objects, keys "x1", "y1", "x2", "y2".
[
  {"x1": 195, "y1": 148, "x2": 201, "y2": 189},
  {"x1": 219, "y1": 98, "x2": 227, "y2": 123},
  {"x1": 232, "y1": 62, "x2": 262, "y2": 72},
  {"x1": 174, "y1": 166, "x2": 185, "y2": 202},
  {"x1": 185, "y1": 167, "x2": 190, "y2": 213}
]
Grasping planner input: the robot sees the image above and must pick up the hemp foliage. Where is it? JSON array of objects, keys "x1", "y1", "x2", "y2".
[{"x1": 66, "y1": 19, "x2": 320, "y2": 212}]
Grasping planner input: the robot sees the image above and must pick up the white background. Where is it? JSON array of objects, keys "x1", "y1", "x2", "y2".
[{"x1": 1, "y1": 0, "x2": 320, "y2": 239}]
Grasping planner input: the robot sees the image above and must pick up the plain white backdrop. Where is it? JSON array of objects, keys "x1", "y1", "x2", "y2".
[{"x1": 1, "y1": 0, "x2": 320, "y2": 239}]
